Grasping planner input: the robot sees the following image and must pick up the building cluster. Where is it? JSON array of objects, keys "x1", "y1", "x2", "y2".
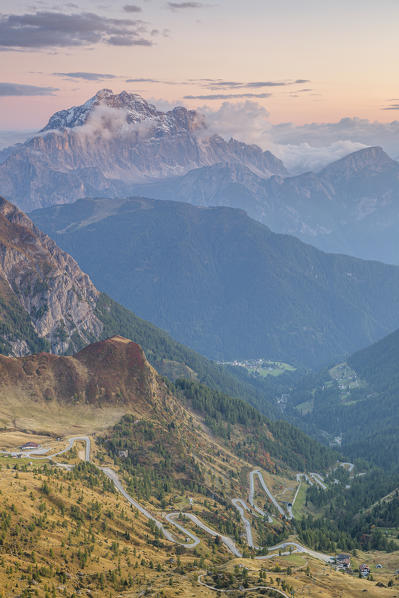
[{"x1": 335, "y1": 553, "x2": 351, "y2": 571}]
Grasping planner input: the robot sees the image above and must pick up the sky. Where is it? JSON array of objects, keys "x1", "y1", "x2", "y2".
[{"x1": 1, "y1": 0, "x2": 399, "y2": 167}]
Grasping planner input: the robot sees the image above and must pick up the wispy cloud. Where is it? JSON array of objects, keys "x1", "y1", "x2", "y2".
[
  {"x1": 200, "y1": 79, "x2": 311, "y2": 91},
  {"x1": 54, "y1": 72, "x2": 117, "y2": 81},
  {"x1": 167, "y1": 2, "x2": 208, "y2": 10},
  {"x1": 383, "y1": 103, "x2": 399, "y2": 110},
  {"x1": 0, "y1": 11, "x2": 154, "y2": 50},
  {"x1": 184, "y1": 92, "x2": 272, "y2": 100},
  {"x1": 123, "y1": 4, "x2": 142, "y2": 12},
  {"x1": 126, "y1": 77, "x2": 183, "y2": 85},
  {"x1": 0, "y1": 82, "x2": 58, "y2": 96}
]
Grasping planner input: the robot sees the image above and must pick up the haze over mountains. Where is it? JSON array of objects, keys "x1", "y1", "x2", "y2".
[
  {"x1": 1, "y1": 90, "x2": 399, "y2": 264},
  {"x1": 133, "y1": 145, "x2": 399, "y2": 265},
  {"x1": 32, "y1": 196, "x2": 399, "y2": 367}
]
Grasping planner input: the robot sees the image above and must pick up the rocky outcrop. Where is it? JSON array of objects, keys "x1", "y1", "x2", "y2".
[
  {"x1": 0, "y1": 89, "x2": 287, "y2": 212},
  {"x1": 0, "y1": 197, "x2": 103, "y2": 355},
  {"x1": 0, "y1": 336, "x2": 162, "y2": 409}
]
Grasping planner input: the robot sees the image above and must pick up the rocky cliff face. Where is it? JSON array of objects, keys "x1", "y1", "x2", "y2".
[
  {"x1": 0, "y1": 197, "x2": 103, "y2": 355},
  {"x1": 0, "y1": 89, "x2": 287, "y2": 212}
]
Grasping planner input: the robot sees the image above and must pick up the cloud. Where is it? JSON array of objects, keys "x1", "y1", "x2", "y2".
[
  {"x1": 0, "y1": 11, "x2": 153, "y2": 50},
  {"x1": 126, "y1": 77, "x2": 186, "y2": 85},
  {"x1": 71, "y1": 104, "x2": 156, "y2": 141},
  {"x1": 0, "y1": 129, "x2": 35, "y2": 149},
  {"x1": 196, "y1": 78, "x2": 311, "y2": 91},
  {"x1": 383, "y1": 103, "x2": 399, "y2": 110},
  {"x1": 126, "y1": 77, "x2": 162, "y2": 83},
  {"x1": 273, "y1": 140, "x2": 367, "y2": 173},
  {"x1": 184, "y1": 92, "x2": 272, "y2": 100},
  {"x1": 167, "y1": 2, "x2": 207, "y2": 10},
  {"x1": 197, "y1": 101, "x2": 399, "y2": 172},
  {"x1": 108, "y1": 35, "x2": 152, "y2": 46},
  {"x1": 148, "y1": 97, "x2": 182, "y2": 112},
  {"x1": 123, "y1": 4, "x2": 142, "y2": 12},
  {"x1": 198, "y1": 101, "x2": 271, "y2": 145},
  {"x1": 54, "y1": 72, "x2": 117, "y2": 81},
  {"x1": 0, "y1": 82, "x2": 58, "y2": 96},
  {"x1": 270, "y1": 117, "x2": 399, "y2": 154}
]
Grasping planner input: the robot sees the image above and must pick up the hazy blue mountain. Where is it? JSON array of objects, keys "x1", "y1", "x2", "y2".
[
  {"x1": 32, "y1": 196, "x2": 399, "y2": 368},
  {"x1": 130, "y1": 146, "x2": 399, "y2": 265}
]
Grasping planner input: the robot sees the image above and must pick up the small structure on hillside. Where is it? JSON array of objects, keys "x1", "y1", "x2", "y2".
[
  {"x1": 359, "y1": 564, "x2": 370, "y2": 577},
  {"x1": 335, "y1": 554, "x2": 351, "y2": 569},
  {"x1": 21, "y1": 442, "x2": 39, "y2": 450}
]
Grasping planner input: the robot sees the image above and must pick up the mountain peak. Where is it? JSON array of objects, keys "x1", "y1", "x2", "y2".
[
  {"x1": 321, "y1": 146, "x2": 396, "y2": 178},
  {"x1": 2, "y1": 91, "x2": 288, "y2": 208},
  {"x1": 41, "y1": 89, "x2": 160, "y2": 132}
]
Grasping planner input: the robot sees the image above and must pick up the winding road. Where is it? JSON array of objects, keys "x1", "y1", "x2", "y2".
[
  {"x1": 1, "y1": 435, "x2": 333, "y2": 565},
  {"x1": 310, "y1": 472, "x2": 327, "y2": 490},
  {"x1": 197, "y1": 574, "x2": 291, "y2": 596},
  {"x1": 255, "y1": 541, "x2": 333, "y2": 563},
  {"x1": 249, "y1": 470, "x2": 288, "y2": 519},
  {"x1": 231, "y1": 498, "x2": 256, "y2": 549}
]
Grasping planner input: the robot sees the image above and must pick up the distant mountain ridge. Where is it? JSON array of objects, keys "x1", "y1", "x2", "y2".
[
  {"x1": 0, "y1": 89, "x2": 287, "y2": 212},
  {"x1": 31, "y1": 195, "x2": 399, "y2": 367},
  {"x1": 130, "y1": 146, "x2": 399, "y2": 264}
]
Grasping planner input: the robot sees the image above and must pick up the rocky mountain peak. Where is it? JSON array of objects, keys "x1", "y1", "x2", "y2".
[
  {"x1": 41, "y1": 89, "x2": 162, "y2": 132},
  {"x1": 320, "y1": 146, "x2": 397, "y2": 179},
  {"x1": 0, "y1": 196, "x2": 37, "y2": 232},
  {"x1": 1, "y1": 91, "x2": 288, "y2": 210},
  {"x1": 0, "y1": 196, "x2": 103, "y2": 356}
]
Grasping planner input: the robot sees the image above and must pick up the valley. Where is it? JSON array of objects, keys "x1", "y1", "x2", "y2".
[
  {"x1": 31, "y1": 195, "x2": 399, "y2": 368},
  {"x1": 0, "y1": 336, "x2": 397, "y2": 596},
  {"x1": 1, "y1": 81, "x2": 399, "y2": 598}
]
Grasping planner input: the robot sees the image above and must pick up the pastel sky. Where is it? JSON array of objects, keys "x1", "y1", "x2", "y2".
[{"x1": 1, "y1": 0, "x2": 399, "y2": 169}]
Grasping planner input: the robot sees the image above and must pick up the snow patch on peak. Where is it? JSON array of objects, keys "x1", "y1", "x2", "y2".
[{"x1": 41, "y1": 89, "x2": 161, "y2": 133}]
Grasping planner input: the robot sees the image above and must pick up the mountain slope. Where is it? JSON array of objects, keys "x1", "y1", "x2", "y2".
[
  {"x1": 32, "y1": 195, "x2": 399, "y2": 367},
  {"x1": 285, "y1": 327, "x2": 399, "y2": 470},
  {"x1": 132, "y1": 146, "x2": 399, "y2": 264},
  {"x1": 0, "y1": 89, "x2": 286, "y2": 212},
  {"x1": 0, "y1": 196, "x2": 103, "y2": 355},
  {"x1": 0, "y1": 195, "x2": 280, "y2": 415},
  {"x1": 0, "y1": 338, "x2": 397, "y2": 598},
  {"x1": 0, "y1": 334, "x2": 334, "y2": 472}
]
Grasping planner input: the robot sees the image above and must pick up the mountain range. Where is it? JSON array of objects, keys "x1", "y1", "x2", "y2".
[
  {"x1": 2, "y1": 89, "x2": 399, "y2": 265},
  {"x1": 131, "y1": 146, "x2": 399, "y2": 265},
  {"x1": 32, "y1": 195, "x2": 399, "y2": 367},
  {"x1": 0, "y1": 89, "x2": 286, "y2": 212}
]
